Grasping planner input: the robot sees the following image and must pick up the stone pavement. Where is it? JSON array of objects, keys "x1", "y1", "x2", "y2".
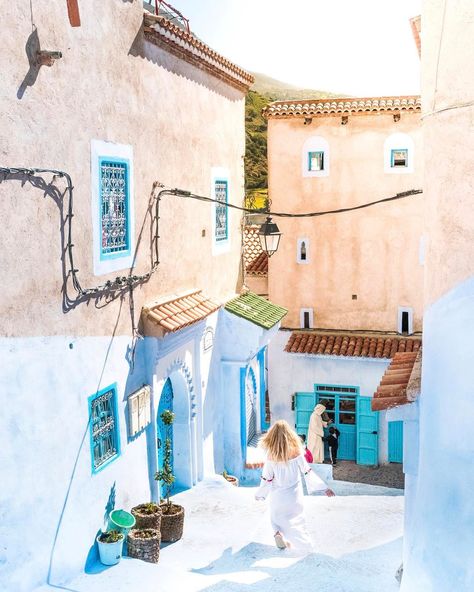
[{"x1": 331, "y1": 461, "x2": 405, "y2": 489}]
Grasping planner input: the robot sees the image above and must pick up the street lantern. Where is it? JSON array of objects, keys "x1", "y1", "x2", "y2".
[{"x1": 258, "y1": 216, "x2": 282, "y2": 257}]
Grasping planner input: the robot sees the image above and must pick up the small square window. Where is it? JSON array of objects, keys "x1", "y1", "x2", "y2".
[
  {"x1": 391, "y1": 149, "x2": 408, "y2": 168},
  {"x1": 308, "y1": 151, "x2": 324, "y2": 172},
  {"x1": 89, "y1": 384, "x2": 121, "y2": 473}
]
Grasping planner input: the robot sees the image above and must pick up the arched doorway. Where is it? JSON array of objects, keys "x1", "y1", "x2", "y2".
[
  {"x1": 157, "y1": 378, "x2": 174, "y2": 476},
  {"x1": 246, "y1": 367, "x2": 257, "y2": 445}
]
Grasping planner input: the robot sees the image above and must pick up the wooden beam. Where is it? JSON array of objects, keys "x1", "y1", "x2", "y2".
[{"x1": 67, "y1": 0, "x2": 81, "y2": 27}]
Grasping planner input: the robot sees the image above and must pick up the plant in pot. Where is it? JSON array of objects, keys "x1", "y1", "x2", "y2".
[
  {"x1": 131, "y1": 501, "x2": 162, "y2": 531},
  {"x1": 154, "y1": 409, "x2": 185, "y2": 543},
  {"x1": 127, "y1": 528, "x2": 161, "y2": 563},
  {"x1": 96, "y1": 529, "x2": 124, "y2": 566}
]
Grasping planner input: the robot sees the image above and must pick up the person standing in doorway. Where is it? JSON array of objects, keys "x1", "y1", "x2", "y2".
[
  {"x1": 255, "y1": 420, "x2": 335, "y2": 551},
  {"x1": 307, "y1": 403, "x2": 332, "y2": 463},
  {"x1": 326, "y1": 426, "x2": 341, "y2": 466}
]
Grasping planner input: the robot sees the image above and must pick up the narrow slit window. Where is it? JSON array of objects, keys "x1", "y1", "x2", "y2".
[
  {"x1": 401, "y1": 311, "x2": 409, "y2": 334},
  {"x1": 300, "y1": 308, "x2": 313, "y2": 329},
  {"x1": 391, "y1": 149, "x2": 408, "y2": 168},
  {"x1": 308, "y1": 151, "x2": 324, "y2": 172},
  {"x1": 300, "y1": 241, "x2": 307, "y2": 261},
  {"x1": 303, "y1": 311, "x2": 310, "y2": 328}
]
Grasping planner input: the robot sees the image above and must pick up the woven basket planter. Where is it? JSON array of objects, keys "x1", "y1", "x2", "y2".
[
  {"x1": 127, "y1": 529, "x2": 161, "y2": 563},
  {"x1": 131, "y1": 503, "x2": 162, "y2": 531},
  {"x1": 160, "y1": 503, "x2": 185, "y2": 543}
]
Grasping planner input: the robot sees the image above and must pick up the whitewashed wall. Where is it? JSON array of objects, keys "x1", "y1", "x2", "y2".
[{"x1": 268, "y1": 330, "x2": 391, "y2": 463}]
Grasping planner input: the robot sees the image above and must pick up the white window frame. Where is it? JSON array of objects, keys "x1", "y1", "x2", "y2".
[
  {"x1": 384, "y1": 133, "x2": 414, "y2": 174},
  {"x1": 211, "y1": 167, "x2": 231, "y2": 255},
  {"x1": 91, "y1": 140, "x2": 135, "y2": 276},
  {"x1": 302, "y1": 136, "x2": 330, "y2": 178},
  {"x1": 297, "y1": 238, "x2": 310, "y2": 264},
  {"x1": 397, "y1": 306, "x2": 414, "y2": 335},
  {"x1": 300, "y1": 308, "x2": 314, "y2": 329}
]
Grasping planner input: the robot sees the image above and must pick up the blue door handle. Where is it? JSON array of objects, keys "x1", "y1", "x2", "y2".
[{"x1": 372, "y1": 431, "x2": 378, "y2": 435}]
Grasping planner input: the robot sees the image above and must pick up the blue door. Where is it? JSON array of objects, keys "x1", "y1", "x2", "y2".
[
  {"x1": 294, "y1": 392, "x2": 316, "y2": 438},
  {"x1": 315, "y1": 388, "x2": 357, "y2": 461},
  {"x1": 388, "y1": 421, "x2": 403, "y2": 463},
  {"x1": 357, "y1": 396, "x2": 379, "y2": 466},
  {"x1": 157, "y1": 378, "x2": 174, "y2": 474}
]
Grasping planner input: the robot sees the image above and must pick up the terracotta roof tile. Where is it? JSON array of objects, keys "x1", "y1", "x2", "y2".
[
  {"x1": 142, "y1": 290, "x2": 220, "y2": 335},
  {"x1": 285, "y1": 331, "x2": 422, "y2": 359},
  {"x1": 263, "y1": 96, "x2": 421, "y2": 119},
  {"x1": 371, "y1": 349, "x2": 422, "y2": 411},
  {"x1": 143, "y1": 13, "x2": 253, "y2": 92},
  {"x1": 243, "y1": 225, "x2": 268, "y2": 276}
]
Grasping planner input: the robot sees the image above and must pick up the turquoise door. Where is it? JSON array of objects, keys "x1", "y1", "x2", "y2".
[
  {"x1": 357, "y1": 396, "x2": 379, "y2": 466},
  {"x1": 157, "y1": 378, "x2": 174, "y2": 474},
  {"x1": 315, "y1": 391, "x2": 357, "y2": 461},
  {"x1": 294, "y1": 392, "x2": 316, "y2": 437},
  {"x1": 388, "y1": 421, "x2": 403, "y2": 463}
]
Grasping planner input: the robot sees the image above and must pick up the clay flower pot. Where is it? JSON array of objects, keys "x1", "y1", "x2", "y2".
[
  {"x1": 159, "y1": 502, "x2": 185, "y2": 543},
  {"x1": 131, "y1": 503, "x2": 162, "y2": 531},
  {"x1": 127, "y1": 528, "x2": 161, "y2": 563}
]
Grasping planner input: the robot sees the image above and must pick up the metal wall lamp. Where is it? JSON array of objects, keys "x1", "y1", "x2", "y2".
[{"x1": 258, "y1": 216, "x2": 282, "y2": 257}]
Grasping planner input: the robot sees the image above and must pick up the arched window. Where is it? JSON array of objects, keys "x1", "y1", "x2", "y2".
[
  {"x1": 297, "y1": 238, "x2": 310, "y2": 264},
  {"x1": 302, "y1": 136, "x2": 330, "y2": 178}
]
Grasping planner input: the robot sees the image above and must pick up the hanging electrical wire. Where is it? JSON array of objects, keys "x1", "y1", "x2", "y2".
[{"x1": 0, "y1": 166, "x2": 423, "y2": 305}]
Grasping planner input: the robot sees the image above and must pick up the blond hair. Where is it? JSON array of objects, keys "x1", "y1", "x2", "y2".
[{"x1": 259, "y1": 420, "x2": 304, "y2": 462}]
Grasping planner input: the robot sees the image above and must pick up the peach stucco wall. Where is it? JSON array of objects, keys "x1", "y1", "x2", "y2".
[
  {"x1": 0, "y1": 1, "x2": 246, "y2": 337},
  {"x1": 267, "y1": 112, "x2": 424, "y2": 331},
  {"x1": 422, "y1": 0, "x2": 474, "y2": 306}
]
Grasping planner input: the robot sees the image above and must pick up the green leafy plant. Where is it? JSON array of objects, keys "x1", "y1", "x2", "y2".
[
  {"x1": 154, "y1": 409, "x2": 176, "y2": 509},
  {"x1": 98, "y1": 529, "x2": 123, "y2": 544}
]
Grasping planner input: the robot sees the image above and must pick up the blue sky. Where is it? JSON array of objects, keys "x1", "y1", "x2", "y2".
[{"x1": 173, "y1": 0, "x2": 421, "y2": 96}]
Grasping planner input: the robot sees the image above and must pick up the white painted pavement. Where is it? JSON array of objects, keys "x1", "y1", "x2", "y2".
[{"x1": 34, "y1": 477, "x2": 404, "y2": 592}]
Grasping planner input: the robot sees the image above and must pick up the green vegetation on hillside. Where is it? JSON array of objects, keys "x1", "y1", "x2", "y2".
[{"x1": 244, "y1": 73, "x2": 342, "y2": 210}]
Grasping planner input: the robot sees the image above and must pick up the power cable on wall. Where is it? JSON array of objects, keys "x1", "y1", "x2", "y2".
[{"x1": 0, "y1": 166, "x2": 423, "y2": 303}]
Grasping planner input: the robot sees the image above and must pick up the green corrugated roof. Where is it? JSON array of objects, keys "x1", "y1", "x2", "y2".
[{"x1": 224, "y1": 291, "x2": 288, "y2": 330}]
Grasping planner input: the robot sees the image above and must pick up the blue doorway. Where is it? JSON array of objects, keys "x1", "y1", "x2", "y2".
[
  {"x1": 157, "y1": 378, "x2": 174, "y2": 476},
  {"x1": 388, "y1": 420, "x2": 403, "y2": 463}
]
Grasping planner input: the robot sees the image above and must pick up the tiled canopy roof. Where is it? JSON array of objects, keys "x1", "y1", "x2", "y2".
[
  {"x1": 142, "y1": 290, "x2": 220, "y2": 335},
  {"x1": 263, "y1": 96, "x2": 421, "y2": 119},
  {"x1": 372, "y1": 350, "x2": 422, "y2": 411},
  {"x1": 225, "y1": 292, "x2": 287, "y2": 330},
  {"x1": 143, "y1": 13, "x2": 254, "y2": 91},
  {"x1": 285, "y1": 331, "x2": 422, "y2": 358},
  {"x1": 246, "y1": 252, "x2": 268, "y2": 275},
  {"x1": 243, "y1": 225, "x2": 268, "y2": 276}
]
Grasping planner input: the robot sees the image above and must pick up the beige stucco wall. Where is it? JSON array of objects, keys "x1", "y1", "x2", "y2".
[
  {"x1": 267, "y1": 112, "x2": 424, "y2": 331},
  {"x1": 422, "y1": 0, "x2": 474, "y2": 306},
  {"x1": 0, "y1": 1, "x2": 246, "y2": 337}
]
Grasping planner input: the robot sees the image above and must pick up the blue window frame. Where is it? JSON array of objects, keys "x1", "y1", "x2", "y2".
[
  {"x1": 99, "y1": 158, "x2": 131, "y2": 259},
  {"x1": 391, "y1": 148, "x2": 408, "y2": 168},
  {"x1": 88, "y1": 384, "x2": 121, "y2": 473},
  {"x1": 214, "y1": 179, "x2": 228, "y2": 241},
  {"x1": 308, "y1": 151, "x2": 324, "y2": 172}
]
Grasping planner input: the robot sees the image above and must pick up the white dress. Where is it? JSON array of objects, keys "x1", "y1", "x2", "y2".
[{"x1": 255, "y1": 454, "x2": 328, "y2": 551}]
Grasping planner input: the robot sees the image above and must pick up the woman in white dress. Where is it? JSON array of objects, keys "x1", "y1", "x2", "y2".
[{"x1": 255, "y1": 420, "x2": 335, "y2": 551}]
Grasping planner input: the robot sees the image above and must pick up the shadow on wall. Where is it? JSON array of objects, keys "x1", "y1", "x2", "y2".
[
  {"x1": 128, "y1": 25, "x2": 245, "y2": 102},
  {"x1": 17, "y1": 27, "x2": 42, "y2": 99},
  {"x1": 0, "y1": 171, "x2": 158, "y2": 321}
]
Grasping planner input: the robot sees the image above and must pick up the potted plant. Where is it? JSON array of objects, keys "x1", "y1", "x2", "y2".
[
  {"x1": 96, "y1": 529, "x2": 124, "y2": 566},
  {"x1": 222, "y1": 470, "x2": 239, "y2": 487},
  {"x1": 131, "y1": 502, "x2": 162, "y2": 531},
  {"x1": 154, "y1": 409, "x2": 185, "y2": 543},
  {"x1": 127, "y1": 528, "x2": 161, "y2": 563}
]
